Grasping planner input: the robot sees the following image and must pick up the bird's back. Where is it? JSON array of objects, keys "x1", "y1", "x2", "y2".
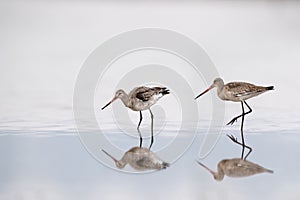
[
  {"x1": 221, "y1": 82, "x2": 273, "y2": 101},
  {"x1": 128, "y1": 86, "x2": 169, "y2": 111},
  {"x1": 125, "y1": 147, "x2": 169, "y2": 170},
  {"x1": 222, "y1": 158, "x2": 273, "y2": 178}
]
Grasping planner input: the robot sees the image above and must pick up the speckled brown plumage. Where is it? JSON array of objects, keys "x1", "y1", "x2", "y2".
[
  {"x1": 197, "y1": 158, "x2": 273, "y2": 181},
  {"x1": 102, "y1": 147, "x2": 169, "y2": 171}
]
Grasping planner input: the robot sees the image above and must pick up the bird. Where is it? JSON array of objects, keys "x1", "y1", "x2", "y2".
[
  {"x1": 102, "y1": 86, "x2": 169, "y2": 149},
  {"x1": 197, "y1": 158, "x2": 273, "y2": 181},
  {"x1": 102, "y1": 147, "x2": 169, "y2": 171},
  {"x1": 195, "y1": 77, "x2": 273, "y2": 159}
]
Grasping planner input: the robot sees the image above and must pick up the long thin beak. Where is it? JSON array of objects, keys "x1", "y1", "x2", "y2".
[
  {"x1": 101, "y1": 97, "x2": 117, "y2": 110},
  {"x1": 196, "y1": 160, "x2": 215, "y2": 176},
  {"x1": 195, "y1": 85, "x2": 214, "y2": 100},
  {"x1": 102, "y1": 149, "x2": 118, "y2": 163}
]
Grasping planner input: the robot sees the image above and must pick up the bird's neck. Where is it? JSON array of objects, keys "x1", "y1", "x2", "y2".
[
  {"x1": 216, "y1": 83, "x2": 225, "y2": 100},
  {"x1": 216, "y1": 82, "x2": 224, "y2": 94},
  {"x1": 215, "y1": 164, "x2": 225, "y2": 181},
  {"x1": 119, "y1": 93, "x2": 130, "y2": 108},
  {"x1": 116, "y1": 158, "x2": 127, "y2": 169}
]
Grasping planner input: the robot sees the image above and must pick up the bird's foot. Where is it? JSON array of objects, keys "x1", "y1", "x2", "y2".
[
  {"x1": 148, "y1": 143, "x2": 153, "y2": 150},
  {"x1": 227, "y1": 134, "x2": 238, "y2": 143},
  {"x1": 226, "y1": 117, "x2": 238, "y2": 125}
]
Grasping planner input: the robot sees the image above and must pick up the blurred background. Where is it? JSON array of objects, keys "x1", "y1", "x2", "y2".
[{"x1": 1, "y1": 0, "x2": 300, "y2": 199}]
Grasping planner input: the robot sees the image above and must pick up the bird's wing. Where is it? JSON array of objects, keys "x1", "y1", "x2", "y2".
[
  {"x1": 136, "y1": 157, "x2": 155, "y2": 168},
  {"x1": 228, "y1": 159, "x2": 264, "y2": 176},
  {"x1": 226, "y1": 82, "x2": 264, "y2": 97},
  {"x1": 135, "y1": 87, "x2": 157, "y2": 102},
  {"x1": 236, "y1": 162, "x2": 254, "y2": 169}
]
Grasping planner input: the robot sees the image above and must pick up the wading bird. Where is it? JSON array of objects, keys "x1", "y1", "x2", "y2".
[
  {"x1": 102, "y1": 86, "x2": 169, "y2": 149},
  {"x1": 102, "y1": 147, "x2": 169, "y2": 171},
  {"x1": 197, "y1": 158, "x2": 273, "y2": 181},
  {"x1": 195, "y1": 78, "x2": 273, "y2": 158}
]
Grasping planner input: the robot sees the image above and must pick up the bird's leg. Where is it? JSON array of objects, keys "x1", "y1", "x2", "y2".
[
  {"x1": 148, "y1": 108, "x2": 154, "y2": 150},
  {"x1": 137, "y1": 111, "x2": 143, "y2": 148},
  {"x1": 227, "y1": 100, "x2": 252, "y2": 125},
  {"x1": 240, "y1": 101, "x2": 246, "y2": 159},
  {"x1": 227, "y1": 134, "x2": 252, "y2": 160}
]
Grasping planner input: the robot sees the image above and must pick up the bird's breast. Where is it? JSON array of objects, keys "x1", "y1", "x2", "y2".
[{"x1": 129, "y1": 99, "x2": 156, "y2": 111}]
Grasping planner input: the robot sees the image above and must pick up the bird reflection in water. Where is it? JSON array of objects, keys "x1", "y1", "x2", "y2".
[
  {"x1": 102, "y1": 147, "x2": 169, "y2": 171},
  {"x1": 197, "y1": 158, "x2": 273, "y2": 181},
  {"x1": 227, "y1": 134, "x2": 252, "y2": 160}
]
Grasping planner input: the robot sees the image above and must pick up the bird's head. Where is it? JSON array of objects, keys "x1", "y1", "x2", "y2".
[
  {"x1": 197, "y1": 160, "x2": 224, "y2": 181},
  {"x1": 195, "y1": 77, "x2": 224, "y2": 100},
  {"x1": 115, "y1": 89, "x2": 125, "y2": 98},
  {"x1": 101, "y1": 89, "x2": 125, "y2": 110},
  {"x1": 102, "y1": 149, "x2": 126, "y2": 169}
]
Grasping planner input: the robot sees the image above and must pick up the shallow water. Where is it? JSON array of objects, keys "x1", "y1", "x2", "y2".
[{"x1": 1, "y1": 128, "x2": 299, "y2": 200}]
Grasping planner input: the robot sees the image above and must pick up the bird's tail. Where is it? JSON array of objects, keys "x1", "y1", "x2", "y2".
[
  {"x1": 266, "y1": 86, "x2": 274, "y2": 90},
  {"x1": 162, "y1": 162, "x2": 170, "y2": 169},
  {"x1": 159, "y1": 87, "x2": 170, "y2": 96},
  {"x1": 265, "y1": 168, "x2": 274, "y2": 174}
]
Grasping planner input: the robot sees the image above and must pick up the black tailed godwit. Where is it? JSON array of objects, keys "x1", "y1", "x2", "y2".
[
  {"x1": 102, "y1": 147, "x2": 169, "y2": 171},
  {"x1": 102, "y1": 86, "x2": 170, "y2": 149},
  {"x1": 195, "y1": 78, "x2": 273, "y2": 158},
  {"x1": 197, "y1": 158, "x2": 273, "y2": 181}
]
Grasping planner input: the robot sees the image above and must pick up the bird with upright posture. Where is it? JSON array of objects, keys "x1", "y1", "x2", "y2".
[
  {"x1": 195, "y1": 78, "x2": 274, "y2": 159},
  {"x1": 197, "y1": 158, "x2": 273, "y2": 181},
  {"x1": 102, "y1": 86, "x2": 170, "y2": 149},
  {"x1": 102, "y1": 147, "x2": 169, "y2": 171}
]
